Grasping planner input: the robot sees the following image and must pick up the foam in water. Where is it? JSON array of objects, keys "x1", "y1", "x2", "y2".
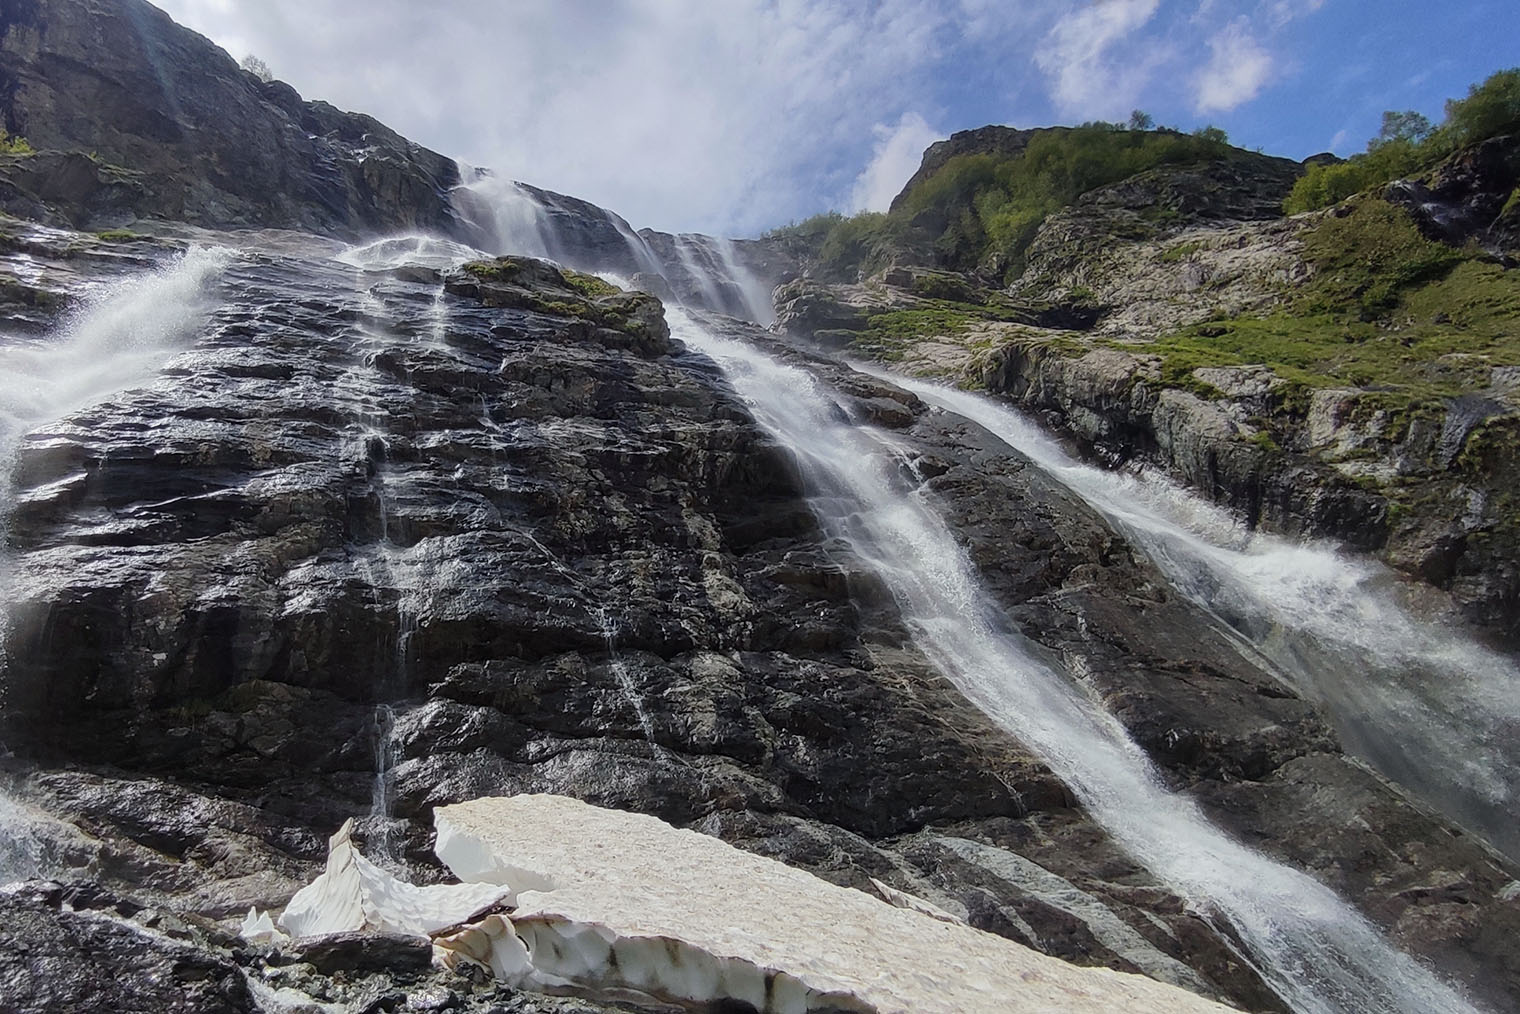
[
  {"x1": 875, "y1": 371, "x2": 1520, "y2": 864},
  {"x1": 337, "y1": 234, "x2": 488, "y2": 274},
  {"x1": 669, "y1": 308, "x2": 1480, "y2": 1014}
]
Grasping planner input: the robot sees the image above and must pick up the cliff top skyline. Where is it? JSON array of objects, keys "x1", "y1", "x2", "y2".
[{"x1": 150, "y1": 0, "x2": 1520, "y2": 237}]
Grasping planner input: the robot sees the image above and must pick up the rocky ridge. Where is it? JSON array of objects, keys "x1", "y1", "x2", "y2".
[{"x1": 0, "y1": 0, "x2": 461, "y2": 235}]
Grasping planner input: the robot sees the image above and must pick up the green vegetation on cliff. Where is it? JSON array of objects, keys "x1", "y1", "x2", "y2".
[
  {"x1": 1285, "y1": 68, "x2": 1520, "y2": 213},
  {"x1": 1138, "y1": 198, "x2": 1520, "y2": 416},
  {"x1": 769, "y1": 125, "x2": 1234, "y2": 284},
  {"x1": 0, "y1": 129, "x2": 33, "y2": 155}
]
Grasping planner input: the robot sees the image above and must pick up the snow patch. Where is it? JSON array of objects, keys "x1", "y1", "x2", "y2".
[{"x1": 276, "y1": 819, "x2": 507, "y2": 939}]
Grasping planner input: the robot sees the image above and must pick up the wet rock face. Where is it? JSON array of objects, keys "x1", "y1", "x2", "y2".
[
  {"x1": 0, "y1": 881, "x2": 257, "y2": 1014},
  {"x1": 3, "y1": 229, "x2": 1518, "y2": 1013},
  {"x1": 0, "y1": 231, "x2": 1273, "y2": 1007},
  {"x1": 0, "y1": 0, "x2": 460, "y2": 234},
  {"x1": 1386, "y1": 134, "x2": 1520, "y2": 257},
  {"x1": 975, "y1": 340, "x2": 1393, "y2": 548}
]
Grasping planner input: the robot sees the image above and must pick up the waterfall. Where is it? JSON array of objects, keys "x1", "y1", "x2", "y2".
[
  {"x1": 668, "y1": 307, "x2": 1480, "y2": 1014},
  {"x1": 875, "y1": 371, "x2": 1520, "y2": 866},
  {"x1": 0, "y1": 246, "x2": 233, "y2": 509},
  {"x1": 332, "y1": 259, "x2": 444, "y2": 869},
  {"x1": 673, "y1": 235, "x2": 730, "y2": 313},
  {"x1": 0, "y1": 244, "x2": 233, "y2": 670},
  {"x1": 595, "y1": 606, "x2": 658, "y2": 747},
  {"x1": 713, "y1": 237, "x2": 776, "y2": 326},
  {"x1": 452, "y1": 172, "x2": 774, "y2": 324},
  {"x1": 449, "y1": 172, "x2": 555, "y2": 261},
  {"x1": 0, "y1": 245, "x2": 232, "y2": 879}
]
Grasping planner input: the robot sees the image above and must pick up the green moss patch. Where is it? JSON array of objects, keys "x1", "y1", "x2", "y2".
[
  {"x1": 1160, "y1": 239, "x2": 1205, "y2": 262},
  {"x1": 1297, "y1": 199, "x2": 1463, "y2": 315},
  {"x1": 463, "y1": 258, "x2": 524, "y2": 282},
  {"x1": 562, "y1": 270, "x2": 622, "y2": 299}
]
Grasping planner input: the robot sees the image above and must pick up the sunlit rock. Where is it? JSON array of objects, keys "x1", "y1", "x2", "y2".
[{"x1": 432, "y1": 793, "x2": 1237, "y2": 1014}]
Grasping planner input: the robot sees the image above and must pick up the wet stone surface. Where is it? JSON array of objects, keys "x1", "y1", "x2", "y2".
[{"x1": 0, "y1": 227, "x2": 1514, "y2": 1013}]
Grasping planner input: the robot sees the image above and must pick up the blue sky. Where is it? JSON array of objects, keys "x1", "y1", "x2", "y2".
[{"x1": 151, "y1": 0, "x2": 1518, "y2": 237}]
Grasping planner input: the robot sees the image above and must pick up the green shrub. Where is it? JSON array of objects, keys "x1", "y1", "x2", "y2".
[
  {"x1": 814, "y1": 211, "x2": 905, "y2": 280},
  {"x1": 0, "y1": 128, "x2": 34, "y2": 155},
  {"x1": 1298, "y1": 199, "x2": 1462, "y2": 315},
  {"x1": 809, "y1": 124, "x2": 1235, "y2": 282},
  {"x1": 1284, "y1": 67, "x2": 1520, "y2": 213},
  {"x1": 762, "y1": 212, "x2": 845, "y2": 244},
  {"x1": 1441, "y1": 68, "x2": 1520, "y2": 148}
]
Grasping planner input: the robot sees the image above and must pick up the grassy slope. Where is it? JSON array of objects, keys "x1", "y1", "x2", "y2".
[{"x1": 1138, "y1": 199, "x2": 1520, "y2": 422}]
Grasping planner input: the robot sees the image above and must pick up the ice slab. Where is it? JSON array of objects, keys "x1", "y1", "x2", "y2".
[
  {"x1": 278, "y1": 819, "x2": 507, "y2": 939},
  {"x1": 433, "y1": 794, "x2": 1238, "y2": 1014}
]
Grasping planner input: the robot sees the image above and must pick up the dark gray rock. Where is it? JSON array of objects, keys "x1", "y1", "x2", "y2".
[
  {"x1": 0, "y1": 880, "x2": 257, "y2": 1014},
  {"x1": 294, "y1": 931, "x2": 434, "y2": 976},
  {"x1": 1385, "y1": 133, "x2": 1520, "y2": 257},
  {"x1": 0, "y1": 0, "x2": 459, "y2": 235},
  {"x1": 2, "y1": 222, "x2": 1516, "y2": 1013}
]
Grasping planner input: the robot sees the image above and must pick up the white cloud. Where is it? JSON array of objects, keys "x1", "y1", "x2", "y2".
[
  {"x1": 150, "y1": 0, "x2": 984, "y2": 235},
  {"x1": 1036, "y1": 0, "x2": 1163, "y2": 118},
  {"x1": 144, "y1": 0, "x2": 1330, "y2": 235},
  {"x1": 1193, "y1": 19, "x2": 1274, "y2": 112},
  {"x1": 1263, "y1": 0, "x2": 1326, "y2": 29},
  {"x1": 849, "y1": 112, "x2": 943, "y2": 213}
]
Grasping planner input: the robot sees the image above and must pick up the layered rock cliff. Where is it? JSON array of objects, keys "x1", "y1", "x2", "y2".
[{"x1": 0, "y1": 0, "x2": 461, "y2": 234}]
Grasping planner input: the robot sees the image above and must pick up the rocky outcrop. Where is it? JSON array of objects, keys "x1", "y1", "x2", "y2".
[
  {"x1": 0, "y1": 881, "x2": 257, "y2": 1014},
  {"x1": 1385, "y1": 133, "x2": 1520, "y2": 257},
  {"x1": 0, "y1": 0, "x2": 460, "y2": 234},
  {"x1": 779, "y1": 133, "x2": 1519, "y2": 645},
  {"x1": 891, "y1": 125, "x2": 1042, "y2": 211},
  {"x1": 450, "y1": 177, "x2": 796, "y2": 321},
  {"x1": 975, "y1": 340, "x2": 1392, "y2": 548}
]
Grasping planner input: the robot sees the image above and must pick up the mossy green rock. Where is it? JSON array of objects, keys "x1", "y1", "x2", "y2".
[{"x1": 449, "y1": 257, "x2": 670, "y2": 353}]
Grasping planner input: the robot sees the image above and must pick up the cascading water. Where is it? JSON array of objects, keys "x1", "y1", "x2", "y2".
[
  {"x1": 595, "y1": 605, "x2": 658, "y2": 747},
  {"x1": 330, "y1": 253, "x2": 466, "y2": 868},
  {"x1": 0, "y1": 245, "x2": 233, "y2": 879},
  {"x1": 455, "y1": 174, "x2": 775, "y2": 324},
  {"x1": 712, "y1": 236, "x2": 775, "y2": 326},
  {"x1": 875, "y1": 371, "x2": 1520, "y2": 865},
  {"x1": 668, "y1": 307, "x2": 1481, "y2": 1014},
  {"x1": 450, "y1": 172, "x2": 555, "y2": 261},
  {"x1": 0, "y1": 245, "x2": 233, "y2": 520}
]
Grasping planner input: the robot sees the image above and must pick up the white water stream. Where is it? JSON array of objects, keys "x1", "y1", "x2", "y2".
[
  {"x1": 876, "y1": 371, "x2": 1520, "y2": 865},
  {"x1": 0, "y1": 245, "x2": 232, "y2": 881},
  {"x1": 668, "y1": 307, "x2": 1481, "y2": 1014}
]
